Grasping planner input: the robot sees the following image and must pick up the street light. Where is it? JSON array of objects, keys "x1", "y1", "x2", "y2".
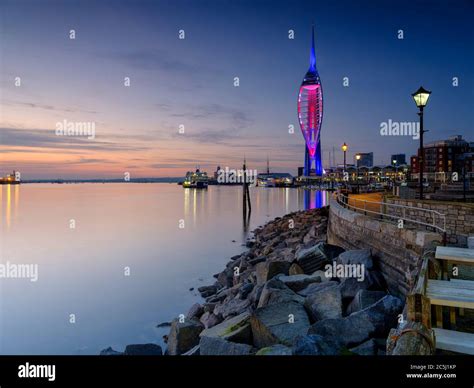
[
  {"x1": 392, "y1": 159, "x2": 398, "y2": 181},
  {"x1": 356, "y1": 154, "x2": 361, "y2": 193},
  {"x1": 341, "y1": 143, "x2": 348, "y2": 181},
  {"x1": 412, "y1": 86, "x2": 431, "y2": 200}
]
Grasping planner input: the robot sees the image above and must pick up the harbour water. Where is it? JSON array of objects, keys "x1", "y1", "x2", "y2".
[{"x1": 0, "y1": 183, "x2": 328, "y2": 354}]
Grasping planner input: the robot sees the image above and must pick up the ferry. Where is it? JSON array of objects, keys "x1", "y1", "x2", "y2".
[
  {"x1": 257, "y1": 174, "x2": 275, "y2": 187},
  {"x1": 182, "y1": 169, "x2": 209, "y2": 189},
  {"x1": 0, "y1": 171, "x2": 20, "y2": 185},
  {"x1": 257, "y1": 173, "x2": 293, "y2": 187}
]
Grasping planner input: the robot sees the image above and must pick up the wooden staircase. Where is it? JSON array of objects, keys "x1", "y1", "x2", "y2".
[{"x1": 406, "y1": 246, "x2": 474, "y2": 355}]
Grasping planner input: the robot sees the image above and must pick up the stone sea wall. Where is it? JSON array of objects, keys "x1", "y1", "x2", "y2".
[
  {"x1": 384, "y1": 196, "x2": 474, "y2": 247},
  {"x1": 327, "y1": 195, "x2": 442, "y2": 298}
]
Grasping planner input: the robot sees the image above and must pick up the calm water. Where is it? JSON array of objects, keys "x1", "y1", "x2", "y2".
[{"x1": 0, "y1": 183, "x2": 328, "y2": 355}]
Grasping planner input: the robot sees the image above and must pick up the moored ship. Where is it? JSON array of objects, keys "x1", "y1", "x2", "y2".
[
  {"x1": 0, "y1": 171, "x2": 21, "y2": 185},
  {"x1": 182, "y1": 169, "x2": 209, "y2": 189}
]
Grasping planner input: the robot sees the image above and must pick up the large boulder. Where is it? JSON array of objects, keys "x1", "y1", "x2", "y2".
[
  {"x1": 251, "y1": 301, "x2": 310, "y2": 348},
  {"x1": 256, "y1": 344, "x2": 292, "y2": 356},
  {"x1": 257, "y1": 278, "x2": 304, "y2": 308},
  {"x1": 309, "y1": 295, "x2": 403, "y2": 348},
  {"x1": 278, "y1": 274, "x2": 322, "y2": 292},
  {"x1": 187, "y1": 303, "x2": 204, "y2": 319},
  {"x1": 205, "y1": 288, "x2": 229, "y2": 304},
  {"x1": 199, "y1": 336, "x2": 254, "y2": 355},
  {"x1": 216, "y1": 268, "x2": 234, "y2": 288},
  {"x1": 304, "y1": 282, "x2": 342, "y2": 321},
  {"x1": 336, "y1": 248, "x2": 373, "y2": 270},
  {"x1": 338, "y1": 277, "x2": 371, "y2": 300},
  {"x1": 298, "y1": 280, "x2": 339, "y2": 298},
  {"x1": 167, "y1": 318, "x2": 204, "y2": 355},
  {"x1": 320, "y1": 243, "x2": 346, "y2": 260},
  {"x1": 296, "y1": 242, "x2": 345, "y2": 274},
  {"x1": 292, "y1": 334, "x2": 342, "y2": 355},
  {"x1": 198, "y1": 285, "x2": 218, "y2": 298},
  {"x1": 199, "y1": 311, "x2": 222, "y2": 329},
  {"x1": 199, "y1": 312, "x2": 252, "y2": 344},
  {"x1": 124, "y1": 343, "x2": 163, "y2": 356},
  {"x1": 255, "y1": 260, "x2": 291, "y2": 286},
  {"x1": 346, "y1": 290, "x2": 387, "y2": 315},
  {"x1": 248, "y1": 256, "x2": 267, "y2": 266},
  {"x1": 238, "y1": 283, "x2": 254, "y2": 299},
  {"x1": 295, "y1": 243, "x2": 328, "y2": 274},
  {"x1": 213, "y1": 297, "x2": 251, "y2": 319}
]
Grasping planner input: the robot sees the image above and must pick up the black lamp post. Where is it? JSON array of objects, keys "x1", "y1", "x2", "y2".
[
  {"x1": 411, "y1": 86, "x2": 431, "y2": 200},
  {"x1": 356, "y1": 154, "x2": 361, "y2": 194},
  {"x1": 392, "y1": 159, "x2": 398, "y2": 182},
  {"x1": 341, "y1": 143, "x2": 348, "y2": 179}
]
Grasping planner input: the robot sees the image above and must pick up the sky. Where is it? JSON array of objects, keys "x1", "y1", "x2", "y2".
[{"x1": 0, "y1": 0, "x2": 473, "y2": 179}]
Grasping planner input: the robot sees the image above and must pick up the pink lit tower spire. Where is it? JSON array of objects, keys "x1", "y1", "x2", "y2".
[{"x1": 297, "y1": 24, "x2": 323, "y2": 176}]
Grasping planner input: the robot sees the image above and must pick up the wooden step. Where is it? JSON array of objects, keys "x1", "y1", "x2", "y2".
[
  {"x1": 430, "y1": 279, "x2": 474, "y2": 290},
  {"x1": 435, "y1": 246, "x2": 474, "y2": 264},
  {"x1": 450, "y1": 279, "x2": 474, "y2": 289},
  {"x1": 427, "y1": 280, "x2": 474, "y2": 309},
  {"x1": 434, "y1": 328, "x2": 474, "y2": 355}
]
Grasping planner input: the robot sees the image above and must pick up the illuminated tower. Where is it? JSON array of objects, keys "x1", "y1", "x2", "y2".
[{"x1": 297, "y1": 25, "x2": 323, "y2": 176}]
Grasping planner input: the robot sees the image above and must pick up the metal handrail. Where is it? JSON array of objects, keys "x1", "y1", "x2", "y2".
[{"x1": 335, "y1": 191, "x2": 446, "y2": 233}]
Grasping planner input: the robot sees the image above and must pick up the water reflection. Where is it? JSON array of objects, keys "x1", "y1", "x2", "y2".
[
  {"x1": 0, "y1": 184, "x2": 21, "y2": 231},
  {"x1": 302, "y1": 189, "x2": 328, "y2": 210},
  {"x1": 7, "y1": 184, "x2": 11, "y2": 229},
  {"x1": 15, "y1": 185, "x2": 20, "y2": 220},
  {"x1": 182, "y1": 187, "x2": 329, "y2": 236},
  {"x1": 2, "y1": 183, "x2": 333, "y2": 355}
]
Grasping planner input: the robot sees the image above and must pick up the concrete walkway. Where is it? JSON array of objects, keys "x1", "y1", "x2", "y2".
[{"x1": 347, "y1": 192, "x2": 383, "y2": 215}]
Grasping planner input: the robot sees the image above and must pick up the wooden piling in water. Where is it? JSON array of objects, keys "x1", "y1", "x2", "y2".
[{"x1": 243, "y1": 159, "x2": 251, "y2": 217}]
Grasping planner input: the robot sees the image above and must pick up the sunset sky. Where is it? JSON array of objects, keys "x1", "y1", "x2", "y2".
[{"x1": 1, "y1": 0, "x2": 473, "y2": 179}]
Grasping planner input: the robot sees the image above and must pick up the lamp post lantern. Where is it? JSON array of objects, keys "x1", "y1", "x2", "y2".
[
  {"x1": 341, "y1": 143, "x2": 348, "y2": 179},
  {"x1": 412, "y1": 86, "x2": 431, "y2": 200}
]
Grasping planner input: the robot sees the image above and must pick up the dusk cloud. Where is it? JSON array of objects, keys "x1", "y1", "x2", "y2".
[
  {"x1": 0, "y1": 127, "x2": 150, "y2": 152},
  {"x1": 3, "y1": 100, "x2": 98, "y2": 114}
]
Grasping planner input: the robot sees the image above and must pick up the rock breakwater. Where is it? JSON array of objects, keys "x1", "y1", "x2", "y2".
[
  {"x1": 164, "y1": 207, "x2": 403, "y2": 356},
  {"x1": 101, "y1": 207, "x2": 403, "y2": 356}
]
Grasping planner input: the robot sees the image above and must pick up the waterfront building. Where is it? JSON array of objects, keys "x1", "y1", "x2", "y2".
[
  {"x1": 298, "y1": 25, "x2": 323, "y2": 177},
  {"x1": 410, "y1": 135, "x2": 473, "y2": 181}
]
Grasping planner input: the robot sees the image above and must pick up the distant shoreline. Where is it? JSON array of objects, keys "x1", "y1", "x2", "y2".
[{"x1": 17, "y1": 178, "x2": 182, "y2": 184}]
